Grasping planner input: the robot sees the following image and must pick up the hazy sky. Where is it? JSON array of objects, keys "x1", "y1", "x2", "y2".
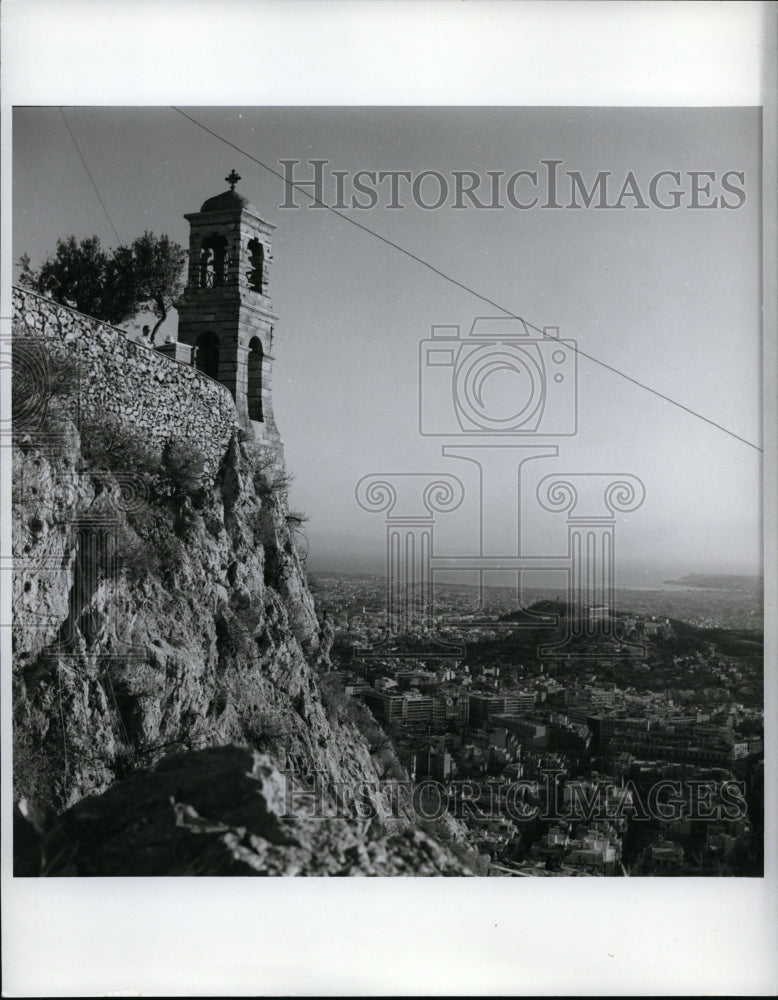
[{"x1": 13, "y1": 106, "x2": 762, "y2": 583}]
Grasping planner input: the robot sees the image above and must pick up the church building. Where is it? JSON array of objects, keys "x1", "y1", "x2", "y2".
[{"x1": 175, "y1": 170, "x2": 282, "y2": 449}]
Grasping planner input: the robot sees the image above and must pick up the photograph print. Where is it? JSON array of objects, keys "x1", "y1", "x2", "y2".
[{"x1": 11, "y1": 104, "x2": 764, "y2": 879}]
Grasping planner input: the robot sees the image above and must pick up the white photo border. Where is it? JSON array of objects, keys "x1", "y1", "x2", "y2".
[{"x1": 1, "y1": 2, "x2": 776, "y2": 996}]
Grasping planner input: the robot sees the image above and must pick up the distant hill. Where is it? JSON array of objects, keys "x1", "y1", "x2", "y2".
[
  {"x1": 662, "y1": 574, "x2": 763, "y2": 591},
  {"x1": 667, "y1": 618, "x2": 763, "y2": 663},
  {"x1": 467, "y1": 601, "x2": 764, "y2": 669}
]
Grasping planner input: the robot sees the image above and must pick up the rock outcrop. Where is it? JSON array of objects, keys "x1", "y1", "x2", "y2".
[
  {"x1": 12, "y1": 329, "x2": 442, "y2": 878},
  {"x1": 11, "y1": 288, "x2": 487, "y2": 876},
  {"x1": 14, "y1": 745, "x2": 472, "y2": 876}
]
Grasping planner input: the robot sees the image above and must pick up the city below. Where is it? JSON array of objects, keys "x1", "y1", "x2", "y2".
[{"x1": 309, "y1": 571, "x2": 764, "y2": 876}]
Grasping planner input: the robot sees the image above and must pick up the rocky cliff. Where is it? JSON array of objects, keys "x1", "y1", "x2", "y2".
[
  {"x1": 13, "y1": 397, "x2": 391, "y2": 799},
  {"x1": 14, "y1": 746, "x2": 471, "y2": 876},
  {"x1": 11, "y1": 325, "x2": 478, "y2": 874}
]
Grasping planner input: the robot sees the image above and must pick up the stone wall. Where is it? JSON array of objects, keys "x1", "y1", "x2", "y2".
[{"x1": 12, "y1": 286, "x2": 239, "y2": 475}]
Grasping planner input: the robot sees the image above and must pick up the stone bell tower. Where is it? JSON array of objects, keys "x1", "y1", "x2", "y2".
[{"x1": 176, "y1": 169, "x2": 281, "y2": 449}]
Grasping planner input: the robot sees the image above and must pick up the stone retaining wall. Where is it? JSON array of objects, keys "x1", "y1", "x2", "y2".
[{"x1": 12, "y1": 286, "x2": 238, "y2": 475}]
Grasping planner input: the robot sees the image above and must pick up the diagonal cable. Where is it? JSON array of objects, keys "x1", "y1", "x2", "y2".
[
  {"x1": 171, "y1": 106, "x2": 762, "y2": 454},
  {"x1": 59, "y1": 108, "x2": 121, "y2": 244}
]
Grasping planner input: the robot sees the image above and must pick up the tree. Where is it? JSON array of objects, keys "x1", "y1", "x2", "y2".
[
  {"x1": 110, "y1": 231, "x2": 187, "y2": 340},
  {"x1": 18, "y1": 231, "x2": 187, "y2": 339},
  {"x1": 18, "y1": 236, "x2": 123, "y2": 321}
]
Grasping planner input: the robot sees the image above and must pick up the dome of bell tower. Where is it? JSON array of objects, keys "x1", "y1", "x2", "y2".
[
  {"x1": 199, "y1": 188, "x2": 253, "y2": 213},
  {"x1": 199, "y1": 169, "x2": 258, "y2": 215}
]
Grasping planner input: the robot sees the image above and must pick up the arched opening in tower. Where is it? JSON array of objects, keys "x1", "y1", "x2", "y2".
[
  {"x1": 247, "y1": 337, "x2": 264, "y2": 421},
  {"x1": 199, "y1": 235, "x2": 228, "y2": 287},
  {"x1": 247, "y1": 239, "x2": 264, "y2": 292},
  {"x1": 196, "y1": 331, "x2": 220, "y2": 381}
]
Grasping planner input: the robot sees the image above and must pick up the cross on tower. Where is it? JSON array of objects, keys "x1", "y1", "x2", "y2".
[{"x1": 178, "y1": 176, "x2": 282, "y2": 452}]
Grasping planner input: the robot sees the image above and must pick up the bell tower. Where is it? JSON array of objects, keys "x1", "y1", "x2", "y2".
[{"x1": 176, "y1": 170, "x2": 281, "y2": 448}]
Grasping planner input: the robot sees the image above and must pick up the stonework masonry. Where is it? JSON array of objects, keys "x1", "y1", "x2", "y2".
[
  {"x1": 13, "y1": 285, "x2": 239, "y2": 477},
  {"x1": 175, "y1": 183, "x2": 282, "y2": 450}
]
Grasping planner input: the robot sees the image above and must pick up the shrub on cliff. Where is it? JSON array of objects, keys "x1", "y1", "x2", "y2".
[
  {"x1": 76, "y1": 415, "x2": 208, "y2": 581},
  {"x1": 106, "y1": 514, "x2": 185, "y2": 583},
  {"x1": 161, "y1": 440, "x2": 207, "y2": 507},
  {"x1": 80, "y1": 414, "x2": 207, "y2": 509},
  {"x1": 80, "y1": 412, "x2": 160, "y2": 481},
  {"x1": 285, "y1": 510, "x2": 310, "y2": 566},
  {"x1": 252, "y1": 452, "x2": 292, "y2": 500},
  {"x1": 320, "y1": 674, "x2": 406, "y2": 780},
  {"x1": 239, "y1": 707, "x2": 289, "y2": 757}
]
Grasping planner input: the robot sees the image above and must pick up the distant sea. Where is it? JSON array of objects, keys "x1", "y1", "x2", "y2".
[{"x1": 310, "y1": 566, "x2": 762, "y2": 595}]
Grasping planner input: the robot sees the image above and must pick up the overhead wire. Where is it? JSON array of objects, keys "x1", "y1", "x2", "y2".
[
  {"x1": 170, "y1": 106, "x2": 763, "y2": 455},
  {"x1": 59, "y1": 107, "x2": 122, "y2": 245}
]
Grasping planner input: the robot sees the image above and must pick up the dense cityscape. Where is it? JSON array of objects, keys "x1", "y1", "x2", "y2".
[{"x1": 310, "y1": 572, "x2": 764, "y2": 877}]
